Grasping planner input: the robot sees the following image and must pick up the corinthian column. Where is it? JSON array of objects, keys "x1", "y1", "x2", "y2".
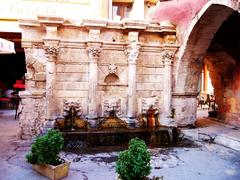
[
  {"x1": 45, "y1": 46, "x2": 59, "y2": 120},
  {"x1": 86, "y1": 46, "x2": 101, "y2": 120},
  {"x1": 162, "y1": 50, "x2": 174, "y2": 121},
  {"x1": 126, "y1": 32, "x2": 140, "y2": 121}
]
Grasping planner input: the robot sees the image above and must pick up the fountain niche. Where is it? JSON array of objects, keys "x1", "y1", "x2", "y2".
[
  {"x1": 55, "y1": 99, "x2": 178, "y2": 153},
  {"x1": 55, "y1": 99, "x2": 88, "y2": 130}
]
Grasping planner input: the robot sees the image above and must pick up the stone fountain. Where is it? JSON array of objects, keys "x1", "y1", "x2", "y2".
[
  {"x1": 55, "y1": 99, "x2": 88, "y2": 130},
  {"x1": 55, "y1": 99, "x2": 178, "y2": 153}
]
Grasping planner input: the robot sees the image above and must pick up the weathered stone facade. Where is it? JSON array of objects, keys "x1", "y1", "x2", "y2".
[
  {"x1": 18, "y1": 0, "x2": 240, "y2": 139},
  {"x1": 18, "y1": 17, "x2": 178, "y2": 139}
]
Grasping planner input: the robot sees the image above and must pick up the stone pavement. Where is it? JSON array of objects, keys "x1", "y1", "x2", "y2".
[
  {"x1": 182, "y1": 116, "x2": 240, "y2": 152},
  {"x1": 0, "y1": 109, "x2": 240, "y2": 180}
]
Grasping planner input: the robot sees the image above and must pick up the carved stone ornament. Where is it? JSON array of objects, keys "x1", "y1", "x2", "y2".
[
  {"x1": 26, "y1": 62, "x2": 35, "y2": 80},
  {"x1": 44, "y1": 46, "x2": 59, "y2": 55},
  {"x1": 108, "y1": 64, "x2": 117, "y2": 74},
  {"x1": 141, "y1": 98, "x2": 159, "y2": 114},
  {"x1": 88, "y1": 29, "x2": 100, "y2": 41},
  {"x1": 125, "y1": 43, "x2": 140, "y2": 63},
  {"x1": 162, "y1": 50, "x2": 175, "y2": 65},
  {"x1": 87, "y1": 46, "x2": 101, "y2": 58},
  {"x1": 63, "y1": 99, "x2": 82, "y2": 115},
  {"x1": 103, "y1": 98, "x2": 121, "y2": 117},
  {"x1": 164, "y1": 35, "x2": 177, "y2": 44}
]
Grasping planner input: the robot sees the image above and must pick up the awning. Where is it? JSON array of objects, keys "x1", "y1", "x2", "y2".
[{"x1": 0, "y1": 38, "x2": 15, "y2": 54}]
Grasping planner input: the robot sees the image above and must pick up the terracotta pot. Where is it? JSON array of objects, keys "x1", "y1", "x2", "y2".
[{"x1": 32, "y1": 161, "x2": 70, "y2": 180}]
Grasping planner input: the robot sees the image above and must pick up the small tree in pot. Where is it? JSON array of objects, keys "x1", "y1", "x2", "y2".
[
  {"x1": 116, "y1": 137, "x2": 151, "y2": 180},
  {"x1": 26, "y1": 129, "x2": 70, "y2": 180}
]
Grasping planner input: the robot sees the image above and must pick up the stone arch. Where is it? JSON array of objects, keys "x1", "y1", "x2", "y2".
[
  {"x1": 104, "y1": 73, "x2": 120, "y2": 84},
  {"x1": 173, "y1": 0, "x2": 240, "y2": 125}
]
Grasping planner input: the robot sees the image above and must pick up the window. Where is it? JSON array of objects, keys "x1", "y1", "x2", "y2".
[{"x1": 112, "y1": 2, "x2": 132, "y2": 20}]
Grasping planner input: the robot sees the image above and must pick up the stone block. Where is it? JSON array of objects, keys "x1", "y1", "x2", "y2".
[
  {"x1": 65, "y1": 64, "x2": 89, "y2": 73},
  {"x1": 35, "y1": 73, "x2": 46, "y2": 81},
  {"x1": 56, "y1": 64, "x2": 64, "y2": 72},
  {"x1": 36, "y1": 82, "x2": 46, "y2": 89},
  {"x1": 137, "y1": 74, "x2": 163, "y2": 83},
  {"x1": 26, "y1": 80, "x2": 36, "y2": 88},
  {"x1": 137, "y1": 83, "x2": 163, "y2": 91},
  {"x1": 59, "y1": 49, "x2": 88, "y2": 63},
  {"x1": 140, "y1": 67, "x2": 163, "y2": 75},
  {"x1": 55, "y1": 82, "x2": 88, "y2": 90},
  {"x1": 56, "y1": 72, "x2": 89, "y2": 82},
  {"x1": 55, "y1": 90, "x2": 88, "y2": 98}
]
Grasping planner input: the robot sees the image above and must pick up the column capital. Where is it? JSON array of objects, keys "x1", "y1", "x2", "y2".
[
  {"x1": 87, "y1": 46, "x2": 101, "y2": 62},
  {"x1": 44, "y1": 46, "x2": 59, "y2": 58},
  {"x1": 162, "y1": 50, "x2": 175, "y2": 66},
  {"x1": 125, "y1": 43, "x2": 141, "y2": 64}
]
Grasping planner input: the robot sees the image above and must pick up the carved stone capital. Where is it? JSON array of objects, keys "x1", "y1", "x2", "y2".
[
  {"x1": 87, "y1": 46, "x2": 101, "y2": 61},
  {"x1": 162, "y1": 50, "x2": 175, "y2": 66},
  {"x1": 44, "y1": 46, "x2": 59, "y2": 56},
  {"x1": 125, "y1": 43, "x2": 140, "y2": 64}
]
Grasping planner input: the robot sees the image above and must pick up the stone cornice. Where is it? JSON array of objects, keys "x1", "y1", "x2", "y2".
[
  {"x1": 21, "y1": 40, "x2": 44, "y2": 48},
  {"x1": 172, "y1": 92, "x2": 198, "y2": 97},
  {"x1": 18, "y1": 19, "x2": 40, "y2": 27},
  {"x1": 19, "y1": 90, "x2": 45, "y2": 99},
  {"x1": 19, "y1": 17, "x2": 177, "y2": 34},
  {"x1": 21, "y1": 40, "x2": 177, "y2": 53},
  {"x1": 102, "y1": 42, "x2": 126, "y2": 51},
  {"x1": 60, "y1": 40, "x2": 86, "y2": 49},
  {"x1": 140, "y1": 45, "x2": 162, "y2": 53},
  {"x1": 38, "y1": 16, "x2": 64, "y2": 26}
]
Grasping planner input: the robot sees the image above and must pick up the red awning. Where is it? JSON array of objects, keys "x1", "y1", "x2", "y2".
[{"x1": 13, "y1": 84, "x2": 25, "y2": 89}]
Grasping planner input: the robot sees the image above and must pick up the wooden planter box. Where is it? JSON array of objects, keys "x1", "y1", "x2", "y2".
[{"x1": 32, "y1": 161, "x2": 70, "y2": 180}]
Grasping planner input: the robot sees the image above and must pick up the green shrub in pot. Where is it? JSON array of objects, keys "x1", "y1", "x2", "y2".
[
  {"x1": 116, "y1": 137, "x2": 151, "y2": 180},
  {"x1": 26, "y1": 129, "x2": 64, "y2": 166}
]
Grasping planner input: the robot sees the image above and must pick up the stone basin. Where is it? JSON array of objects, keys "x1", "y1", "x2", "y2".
[{"x1": 62, "y1": 126, "x2": 179, "y2": 153}]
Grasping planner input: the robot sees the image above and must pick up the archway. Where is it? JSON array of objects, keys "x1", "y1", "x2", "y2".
[{"x1": 173, "y1": 0, "x2": 240, "y2": 126}]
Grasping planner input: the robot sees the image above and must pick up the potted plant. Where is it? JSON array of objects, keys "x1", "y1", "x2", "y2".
[
  {"x1": 26, "y1": 129, "x2": 70, "y2": 180},
  {"x1": 116, "y1": 137, "x2": 151, "y2": 180}
]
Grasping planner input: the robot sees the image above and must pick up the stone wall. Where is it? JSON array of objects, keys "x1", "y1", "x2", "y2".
[
  {"x1": 18, "y1": 17, "x2": 178, "y2": 138},
  {"x1": 205, "y1": 53, "x2": 240, "y2": 127}
]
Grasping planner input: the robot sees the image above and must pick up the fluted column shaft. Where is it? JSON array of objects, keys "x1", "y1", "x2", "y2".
[
  {"x1": 126, "y1": 42, "x2": 140, "y2": 119},
  {"x1": 87, "y1": 46, "x2": 101, "y2": 119},
  {"x1": 162, "y1": 50, "x2": 174, "y2": 117},
  {"x1": 45, "y1": 46, "x2": 59, "y2": 120}
]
